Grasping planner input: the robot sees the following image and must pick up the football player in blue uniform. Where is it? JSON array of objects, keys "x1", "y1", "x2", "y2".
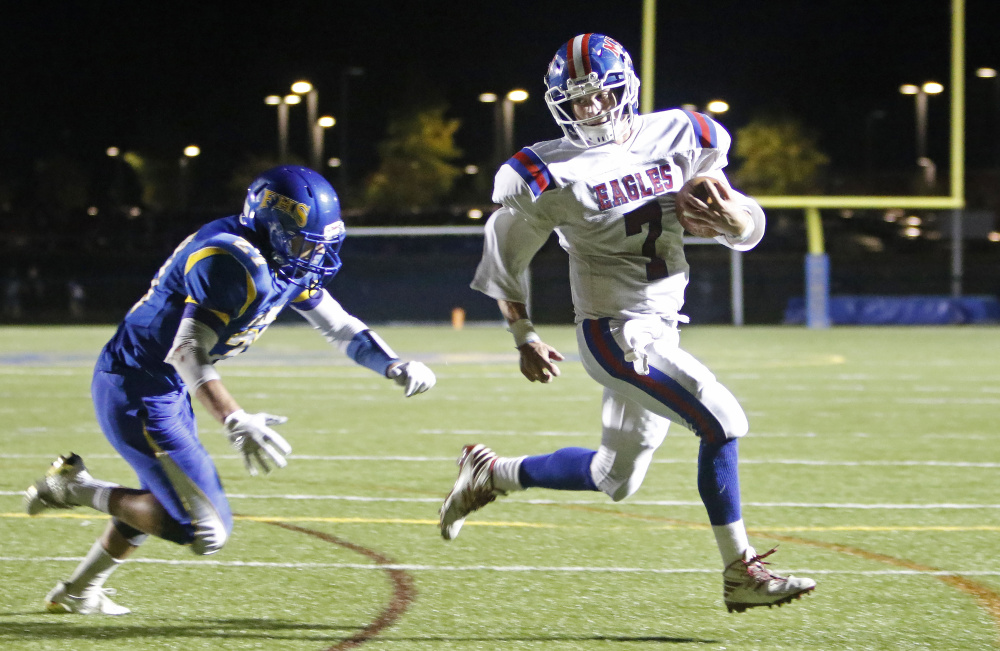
[{"x1": 23, "y1": 165, "x2": 436, "y2": 615}]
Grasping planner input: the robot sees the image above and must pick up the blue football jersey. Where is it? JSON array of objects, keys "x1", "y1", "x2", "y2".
[{"x1": 98, "y1": 215, "x2": 321, "y2": 389}]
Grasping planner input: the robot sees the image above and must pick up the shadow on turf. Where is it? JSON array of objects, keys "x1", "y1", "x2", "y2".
[
  {"x1": 0, "y1": 617, "x2": 364, "y2": 642},
  {"x1": 0, "y1": 619, "x2": 716, "y2": 645},
  {"x1": 379, "y1": 636, "x2": 718, "y2": 644}
]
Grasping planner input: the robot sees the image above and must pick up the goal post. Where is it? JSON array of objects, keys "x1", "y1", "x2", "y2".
[{"x1": 752, "y1": 0, "x2": 966, "y2": 328}]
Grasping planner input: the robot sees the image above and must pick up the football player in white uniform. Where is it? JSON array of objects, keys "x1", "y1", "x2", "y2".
[{"x1": 439, "y1": 33, "x2": 815, "y2": 613}]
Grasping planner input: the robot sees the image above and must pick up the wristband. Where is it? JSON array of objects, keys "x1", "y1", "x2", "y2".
[{"x1": 508, "y1": 318, "x2": 541, "y2": 347}]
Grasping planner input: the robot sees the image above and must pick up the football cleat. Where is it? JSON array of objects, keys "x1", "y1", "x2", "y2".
[
  {"x1": 439, "y1": 444, "x2": 506, "y2": 540},
  {"x1": 45, "y1": 581, "x2": 130, "y2": 616},
  {"x1": 723, "y1": 547, "x2": 816, "y2": 613},
  {"x1": 24, "y1": 453, "x2": 89, "y2": 515}
]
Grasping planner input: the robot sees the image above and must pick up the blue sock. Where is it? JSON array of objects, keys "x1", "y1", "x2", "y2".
[
  {"x1": 519, "y1": 447, "x2": 599, "y2": 491},
  {"x1": 698, "y1": 438, "x2": 742, "y2": 525}
]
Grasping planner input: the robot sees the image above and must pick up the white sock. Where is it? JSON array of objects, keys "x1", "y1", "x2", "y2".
[
  {"x1": 491, "y1": 456, "x2": 526, "y2": 492},
  {"x1": 66, "y1": 541, "x2": 123, "y2": 595},
  {"x1": 713, "y1": 519, "x2": 751, "y2": 567},
  {"x1": 68, "y1": 476, "x2": 118, "y2": 513}
]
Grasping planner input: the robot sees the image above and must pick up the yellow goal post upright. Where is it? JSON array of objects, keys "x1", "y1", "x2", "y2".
[{"x1": 641, "y1": 0, "x2": 967, "y2": 329}]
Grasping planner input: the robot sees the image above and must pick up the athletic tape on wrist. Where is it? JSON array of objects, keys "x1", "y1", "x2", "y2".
[{"x1": 508, "y1": 318, "x2": 540, "y2": 347}]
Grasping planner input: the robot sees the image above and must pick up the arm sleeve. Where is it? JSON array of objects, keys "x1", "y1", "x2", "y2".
[
  {"x1": 714, "y1": 189, "x2": 766, "y2": 252},
  {"x1": 164, "y1": 317, "x2": 222, "y2": 391},
  {"x1": 292, "y1": 289, "x2": 400, "y2": 375},
  {"x1": 470, "y1": 207, "x2": 552, "y2": 303}
]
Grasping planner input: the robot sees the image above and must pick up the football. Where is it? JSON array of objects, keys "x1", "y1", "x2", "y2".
[
  {"x1": 677, "y1": 177, "x2": 723, "y2": 238},
  {"x1": 687, "y1": 175, "x2": 717, "y2": 204}
]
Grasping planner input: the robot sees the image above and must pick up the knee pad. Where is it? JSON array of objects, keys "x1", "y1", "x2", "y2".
[
  {"x1": 591, "y1": 444, "x2": 657, "y2": 502},
  {"x1": 112, "y1": 518, "x2": 150, "y2": 547},
  {"x1": 698, "y1": 381, "x2": 748, "y2": 440}
]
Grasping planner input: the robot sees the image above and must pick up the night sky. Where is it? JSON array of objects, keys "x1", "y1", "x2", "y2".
[{"x1": 4, "y1": 1, "x2": 998, "y2": 207}]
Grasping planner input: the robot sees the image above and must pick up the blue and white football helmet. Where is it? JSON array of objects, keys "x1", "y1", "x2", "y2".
[
  {"x1": 543, "y1": 33, "x2": 641, "y2": 147},
  {"x1": 239, "y1": 165, "x2": 345, "y2": 287}
]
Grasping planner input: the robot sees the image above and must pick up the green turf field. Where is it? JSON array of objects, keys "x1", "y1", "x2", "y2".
[{"x1": 1, "y1": 323, "x2": 998, "y2": 650}]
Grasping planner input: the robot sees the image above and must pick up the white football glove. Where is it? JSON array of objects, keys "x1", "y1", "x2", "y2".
[
  {"x1": 223, "y1": 409, "x2": 292, "y2": 476},
  {"x1": 621, "y1": 319, "x2": 666, "y2": 376},
  {"x1": 387, "y1": 361, "x2": 436, "y2": 397}
]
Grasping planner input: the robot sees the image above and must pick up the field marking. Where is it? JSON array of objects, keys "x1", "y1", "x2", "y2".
[
  {"x1": 4, "y1": 491, "x2": 1000, "y2": 510},
  {"x1": 261, "y1": 520, "x2": 415, "y2": 650},
  {"x1": 2, "y1": 556, "x2": 1000, "y2": 576},
  {"x1": 3, "y1": 452, "x2": 999, "y2": 468},
  {"x1": 765, "y1": 531, "x2": 1000, "y2": 645},
  {"x1": 4, "y1": 512, "x2": 999, "y2": 532}
]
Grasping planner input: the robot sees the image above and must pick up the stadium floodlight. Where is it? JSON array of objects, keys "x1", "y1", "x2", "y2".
[{"x1": 706, "y1": 100, "x2": 729, "y2": 114}]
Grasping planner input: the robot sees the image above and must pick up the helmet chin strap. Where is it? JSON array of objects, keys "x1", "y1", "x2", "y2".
[
  {"x1": 578, "y1": 122, "x2": 616, "y2": 145},
  {"x1": 576, "y1": 112, "x2": 632, "y2": 147}
]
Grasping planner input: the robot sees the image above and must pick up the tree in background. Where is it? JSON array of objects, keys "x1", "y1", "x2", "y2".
[
  {"x1": 731, "y1": 116, "x2": 829, "y2": 195},
  {"x1": 364, "y1": 105, "x2": 463, "y2": 215}
]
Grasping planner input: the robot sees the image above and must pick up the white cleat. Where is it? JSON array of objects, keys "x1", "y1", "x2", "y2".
[
  {"x1": 24, "y1": 453, "x2": 89, "y2": 515},
  {"x1": 723, "y1": 547, "x2": 816, "y2": 613},
  {"x1": 45, "y1": 581, "x2": 131, "y2": 616},
  {"x1": 439, "y1": 444, "x2": 505, "y2": 540}
]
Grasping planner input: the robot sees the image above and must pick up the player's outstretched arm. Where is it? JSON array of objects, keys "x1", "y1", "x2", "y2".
[
  {"x1": 498, "y1": 299, "x2": 564, "y2": 383},
  {"x1": 294, "y1": 289, "x2": 436, "y2": 397}
]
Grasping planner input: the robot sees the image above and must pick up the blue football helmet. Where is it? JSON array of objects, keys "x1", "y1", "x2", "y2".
[
  {"x1": 239, "y1": 165, "x2": 345, "y2": 287},
  {"x1": 543, "y1": 34, "x2": 640, "y2": 147}
]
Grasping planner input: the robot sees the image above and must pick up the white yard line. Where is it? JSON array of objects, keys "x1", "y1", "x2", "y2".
[
  {"x1": 2, "y1": 490, "x2": 998, "y2": 509},
  {"x1": 2, "y1": 452, "x2": 999, "y2": 467},
  {"x1": 0, "y1": 556, "x2": 996, "y2": 576}
]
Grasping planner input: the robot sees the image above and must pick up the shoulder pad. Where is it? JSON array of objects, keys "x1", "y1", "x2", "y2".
[
  {"x1": 679, "y1": 109, "x2": 725, "y2": 149},
  {"x1": 494, "y1": 147, "x2": 554, "y2": 204},
  {"x1": 186, "y1": 234, "x2": 267, "y2": 274}
]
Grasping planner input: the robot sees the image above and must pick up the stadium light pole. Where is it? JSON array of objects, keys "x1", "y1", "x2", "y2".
[
  {"x1": 479, "y1": 90, "x2": 528, "y2": 171},
  {"x1": 179, "y1": 145, "x2": 200, "y2": 211},
  {"x1": 292, "y1": 81, "x2": 321, "y2": 170},
  {"x1": 900, "y1": 81, "x2": 944, "y2": 185},
  {"x1": 338, "y1": 66, "x2": 365, "y2": 193},
  {"x1": 265, "y1": 94, "x2": 301, "y2": 163},
  {"x1": 502, "y1": 89, "x2": 529, "y2": 161},
  {"x1": 976, "y1": 67, "x2": 1000, "y2": 167},
  {"x1": 478, "y1": 92, "x2": 503, "y2": 172},
  {"x1": 316, "y1": 115, "x2": 336, "y2": 175}
]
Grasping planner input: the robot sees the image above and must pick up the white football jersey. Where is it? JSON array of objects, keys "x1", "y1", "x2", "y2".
[{"x1": 472, "y1": 109, "x2": 765, "y2": 322}]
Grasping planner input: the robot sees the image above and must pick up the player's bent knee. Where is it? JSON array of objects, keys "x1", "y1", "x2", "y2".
[
  {"x1": 591, "y1": 446, "x2": 653, "y2": 502},
  {"x1": 698, "y1": 381, "x2": 748, "y2": 440},
  {"x1": 604, "y1": 476, "x2": 643, "y2": 502},
  {"x1": 111, "y1": 518, "x2": 150, "y2": 547}
]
